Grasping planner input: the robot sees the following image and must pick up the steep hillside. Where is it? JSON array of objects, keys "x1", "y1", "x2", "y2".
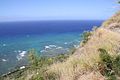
[{"x1": 45, "y1": 11, "x2": 120, "y2": 80}]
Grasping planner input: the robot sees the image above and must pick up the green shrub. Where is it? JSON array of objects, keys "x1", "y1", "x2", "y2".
[
  {"x1": 98, "y1": 48, "x2": 120, "y2": 80},
  {"x1": 112, "y1": 55, "x2": 120, "y2": 76},
  {"x1": 30, "y1": 73, "x2": 44, "y2": 80},
  {"x1": 28, "y1": 49, "x2": 39, "y2": 67},
  {"x1": 28, "y1": 48, "x2": 74, "y2": 68},
  {"x1": 39, "y1": 57, "x2": 54, "y2": 67},
  {"x1": 81, "y1": 31, "x2": 92, "y2": 45},
  {"x1": 45, "y1": 72, "x2": 59, "y2": 80},
  {"x1": 27, "y1": 49, "x2": 70, "y2": 79}
]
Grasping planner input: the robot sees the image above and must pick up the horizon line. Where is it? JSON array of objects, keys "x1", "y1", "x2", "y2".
[{"x1": 0, "y1": 19, "x2": 105, "y2": 23}]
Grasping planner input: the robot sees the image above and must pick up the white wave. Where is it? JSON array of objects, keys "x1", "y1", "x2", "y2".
[
  {"x1": 40, "y1": 50, "x2": 44, "y2": 53},
  {"x1": 2, "y1": 59, "x2": 7, "y2": 62},
  {"x1": 49, "y1": 45, "x2": 56, "y2": 47},
  {"x1": 45, "y1": 46, "x2": 51, "y2": 49},
  {"x1": 20, "y1": 51, "x2": 26, "y2": 57},
  {"x1": 56, "y1": 47, "x2": 63, "y2": 49},
  {"x1": 16, "y1": 51, "x2": 27, "y2": 61},
  {"x1": 18, "y1": 50, "x2": 21, "y2": 53},
  {"x1": 64, "y1": 42, "x2": 68, "y2": 44},
  {"x1": 40, "y1": 50, "x2": 47, "y2": 53},
  {"x1": 45, "y1": 45, "x2": 56, "y2": 49}
]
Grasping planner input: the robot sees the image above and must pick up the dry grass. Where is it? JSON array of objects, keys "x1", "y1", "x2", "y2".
[
  {"x1": 46, "y1": 28, "x2": 120, "y2": 80},
  {"x1": 102, "y1": 11, "x2": 120, "y2": 27}
]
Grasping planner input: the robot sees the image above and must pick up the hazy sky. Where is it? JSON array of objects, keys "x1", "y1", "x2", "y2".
[{"x1": 0, "y1": 0, "x2": 119, "y2": 21}]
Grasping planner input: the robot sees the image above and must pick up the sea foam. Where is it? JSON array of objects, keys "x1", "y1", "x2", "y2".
[
  {"x1": 2, "y1": 59, "x2": 7, "y2": 62},
  {"x1": 45, "y1": 45, "x2": 56, "y2": 49},
  {"x1": 16, "y1": 51, "x2": 27, "y2": 61}
]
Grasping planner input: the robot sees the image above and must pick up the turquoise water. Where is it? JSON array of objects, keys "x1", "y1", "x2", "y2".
[
  {"x1": 0, "y1": 32, "x2": 81, "y2": 74},
  {"x1": 0, "y1": 20, "x2": 103, "y2": 74}
]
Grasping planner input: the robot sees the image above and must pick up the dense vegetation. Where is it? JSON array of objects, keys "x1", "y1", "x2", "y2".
[
  {"x1": 98, "y1": 48, "x2": 120, "y2": 80},
  {"x1": 81, "y1": 31, "x2": 92, "y2": 45}
]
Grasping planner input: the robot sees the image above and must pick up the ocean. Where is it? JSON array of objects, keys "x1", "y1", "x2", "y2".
[{"x1": 0, "y1": 20, "x2": 103, "y2": 75}]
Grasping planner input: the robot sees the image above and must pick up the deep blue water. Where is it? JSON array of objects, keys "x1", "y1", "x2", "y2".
[{"x1": 0, "y1": 20, "x2": 103, "y2": 75}]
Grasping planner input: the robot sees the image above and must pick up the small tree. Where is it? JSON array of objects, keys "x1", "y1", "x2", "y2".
[
  {"x1": 81, "y1": 31, "x2": 92, "y2": 45},
  {"x1": 28, "y1": 49, "x2": 39, "y2": 67}
]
